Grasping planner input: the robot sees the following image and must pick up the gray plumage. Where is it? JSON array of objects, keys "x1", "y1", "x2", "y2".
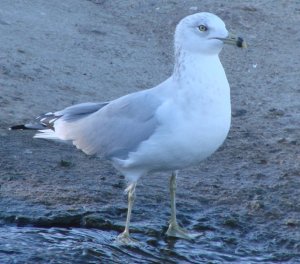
[{"x1": 35, "y1": 90, "x2": 162, "y2": 159}]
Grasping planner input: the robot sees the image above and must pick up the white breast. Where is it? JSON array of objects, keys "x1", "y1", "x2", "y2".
[{"x1": 121, "y1": 53, "x2": 231, "y2": 172}]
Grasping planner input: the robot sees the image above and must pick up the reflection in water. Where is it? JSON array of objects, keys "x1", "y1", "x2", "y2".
[{"x1": 0, "y1": 226, "x2": 298, "y2": 263}]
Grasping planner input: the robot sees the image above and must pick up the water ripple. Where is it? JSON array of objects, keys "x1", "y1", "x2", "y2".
[{"x1": 0, "y1": 225, "x2": 298, "y2": 263}]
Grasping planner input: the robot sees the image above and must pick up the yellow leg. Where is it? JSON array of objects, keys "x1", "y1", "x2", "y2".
[
  {"x1": 166, "y1": 171, "x2": 199, "y2": 239},
  {"x1": 169, "y1": 171, "x2": 178, "y2": 226},
  {"x1": 117, "y1": 182, "x2": 137, "y2": 243}
]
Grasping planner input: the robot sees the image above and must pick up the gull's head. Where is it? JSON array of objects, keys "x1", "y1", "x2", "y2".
[{"x1": 175, "y1": 12, "x2": 246, "y2": 55}]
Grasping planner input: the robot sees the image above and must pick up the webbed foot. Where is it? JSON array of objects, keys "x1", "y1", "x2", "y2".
[
  {"x1": 166, "y1": 222, "x2": 200, "y2": 240},
  {"x1": 116, "y1": 231, "x2": 139, "y2": 245}
]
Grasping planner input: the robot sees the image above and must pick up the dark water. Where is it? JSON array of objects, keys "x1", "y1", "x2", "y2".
[{"x1": 1, "y1": 225, "x2": 297, "y2": 264}]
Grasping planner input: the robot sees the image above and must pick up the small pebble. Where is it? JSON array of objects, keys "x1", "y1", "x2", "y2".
[
  {"x1": 189, "y1": 6, "x2": 198, "y2": 11},
  {"x1": 24, "y1": 149, "x2": 32, "y2": 154}
]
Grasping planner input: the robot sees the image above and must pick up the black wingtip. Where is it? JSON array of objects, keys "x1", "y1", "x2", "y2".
[{"x1": 9, "y1": 124, "x2": 30, "y2": 130}]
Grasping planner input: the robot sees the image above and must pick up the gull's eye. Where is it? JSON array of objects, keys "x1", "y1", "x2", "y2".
[{"x1": 198, "y1": 25, "x2": 208, "y2": 32}]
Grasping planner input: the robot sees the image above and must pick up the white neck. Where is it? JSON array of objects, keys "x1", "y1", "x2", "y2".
[
  {"x1": 171, "y1": 48, "x2": 231, "y2": 116},
  {"x1": 173, "y1": 48, "x2": 223, "y2": 84}
]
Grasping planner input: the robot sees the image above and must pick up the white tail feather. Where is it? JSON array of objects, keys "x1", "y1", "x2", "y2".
[{"x1": 34, "y1": 129, "x2": 60, "y2": 140}]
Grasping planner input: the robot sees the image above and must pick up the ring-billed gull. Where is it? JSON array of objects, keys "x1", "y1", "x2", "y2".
[{"x1": 10, "y1": 12, "x2": 246, "y2": 242}]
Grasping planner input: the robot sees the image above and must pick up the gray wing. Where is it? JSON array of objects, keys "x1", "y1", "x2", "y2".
[
  {"x1": 10, "y1": 102, "x2": 108, "y2": 131},
  {"x1": 55, "y1": 102, "x2": 109, "y2": 122},
  {"x1": 55, "y1": 90, "x2": 162, "y2": 159}
]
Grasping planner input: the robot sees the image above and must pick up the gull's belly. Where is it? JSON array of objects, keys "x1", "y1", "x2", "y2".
[
  {"x1": 185, "y1": 120, "x2": 229, "y2": 162},
  {"x1": 127, "y1": 110, "x2": 231, "y2": 171},
  {"x1": 161, "y1": 115, "x2": 230, "y2": 168}
]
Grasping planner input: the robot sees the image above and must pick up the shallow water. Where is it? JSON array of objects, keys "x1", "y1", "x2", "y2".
[{"x1": 1, "y1": 225, "x2": 298, "y2": 264}]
